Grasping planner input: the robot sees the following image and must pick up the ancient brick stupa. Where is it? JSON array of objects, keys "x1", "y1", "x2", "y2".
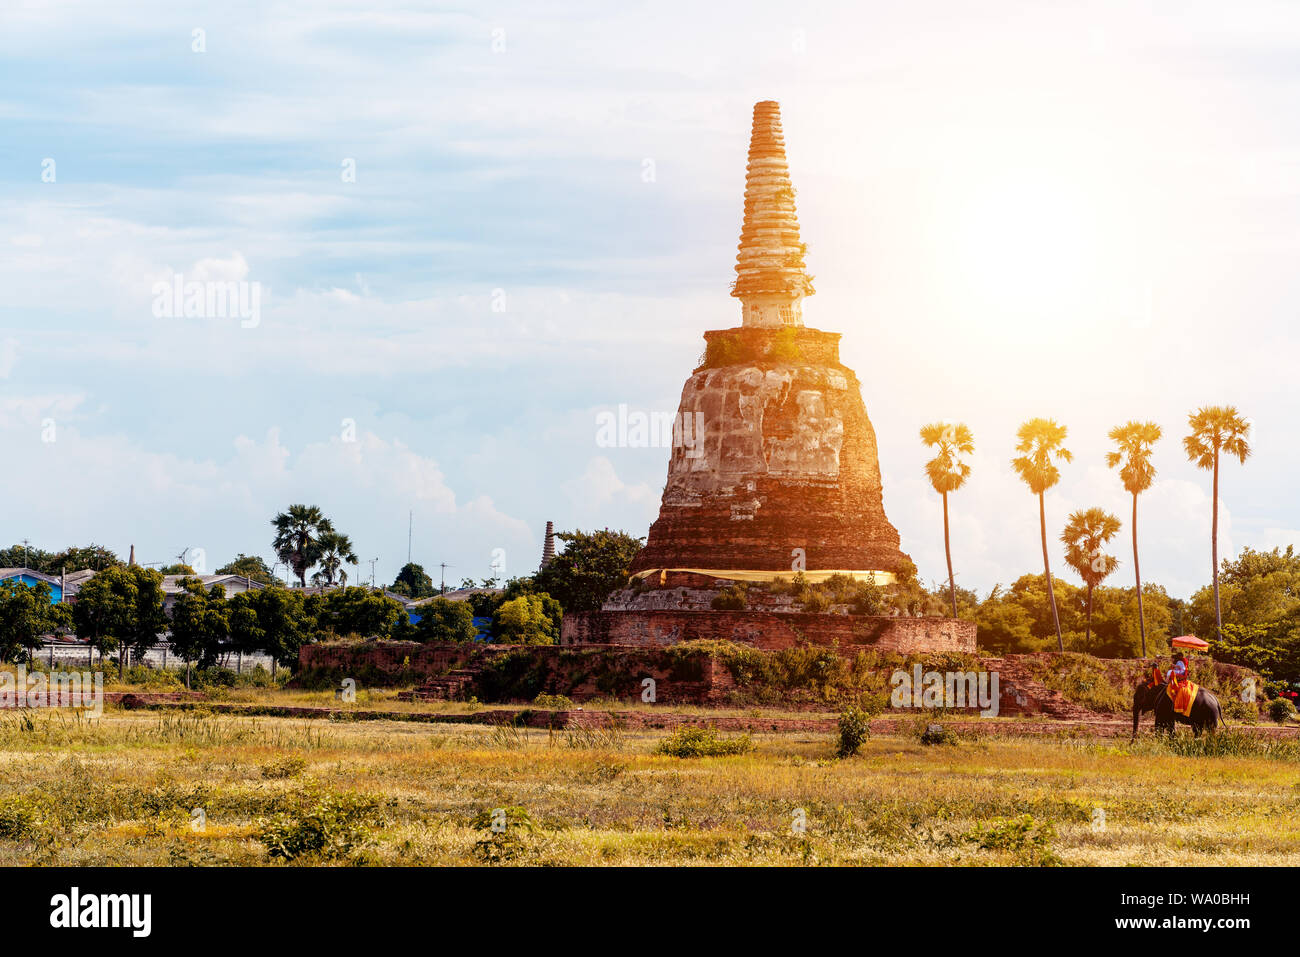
[
  {"x1": 561, "y1": 100, "x2": 972, "y2": 655},
  {"x1": 629, "y1": 99, "x2": 909, "y2": 580}
]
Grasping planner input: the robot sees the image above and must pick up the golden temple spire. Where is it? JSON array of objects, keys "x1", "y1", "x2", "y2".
[{"x1": 731, "y1": 100, "x2": 814, "y2": 327}]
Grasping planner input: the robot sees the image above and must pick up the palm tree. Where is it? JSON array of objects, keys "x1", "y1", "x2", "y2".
[
  {"x1": 920, "y1": 422, "x2": 974, "y2": 617},
  {"x1": 271, "y1": 504, "x2": 335, "y2": 588},
  {"x1": 1105, "y1": 421, "x2": 1162, "y2": 657},
  {"x1": 1011, "y1": 418, "x2": 1073, "y2": 651},
  {"x1": 314, "y1": 531, "x2": 359, "y2": 588},
  {"x1": 1061, "y1": 508, "x2": 1121, "y2": 653},
  {"x1": 1183, "y1": 406, "x2": 1251, "y2": 639}
]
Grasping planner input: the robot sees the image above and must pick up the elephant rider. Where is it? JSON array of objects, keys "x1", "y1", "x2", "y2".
[{"x1": 1166, "y1": 652, "x2": 1189, "y2": 689}]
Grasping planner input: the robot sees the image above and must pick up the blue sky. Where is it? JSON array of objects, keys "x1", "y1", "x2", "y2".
[{"x1": 2, "y1": 0, "x2": 1299, "y2": 597}]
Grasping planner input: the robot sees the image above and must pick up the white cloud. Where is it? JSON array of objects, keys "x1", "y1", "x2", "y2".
[
  {"x1": 563, "y1": 456, "x2": 658, "y2": 513},
  {"x1": 0, "y1": 417, "x2": 535, "y2": 589}
]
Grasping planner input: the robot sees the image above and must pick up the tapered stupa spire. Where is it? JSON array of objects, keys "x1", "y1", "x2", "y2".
[
  {"x1": 731, "y1": 100, "x2": 814, "y2": 328},
  {"x1": 539, "y1": 521, "x2": 556, "y2": 570}
]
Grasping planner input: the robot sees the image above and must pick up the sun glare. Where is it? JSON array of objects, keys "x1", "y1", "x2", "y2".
[{"x1": 955, "y1": 170, "x2": 1100, "y2": 308}]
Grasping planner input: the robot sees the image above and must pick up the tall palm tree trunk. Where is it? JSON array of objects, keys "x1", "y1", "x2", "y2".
[
  {"x1": 1085, "y1": 582, "x2": 1094, "y2": 652},
  {"x1": 1212, "y1": 446, "x2": 1221, "y2": 639},
  {"x1": 943, "y1": 490, "x2": 957, "y2": 617},
  {"x1": 1132, "y1": 492, "x2": 1146, "y2": 658},
  {"x1": 1039, "y1": 492, "x2": 1063, "y2": 651}
]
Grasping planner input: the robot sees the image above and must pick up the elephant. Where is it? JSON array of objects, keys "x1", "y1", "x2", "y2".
[{"x1": 1132, "y1": 679, "x2": 1223, "y2": 738}]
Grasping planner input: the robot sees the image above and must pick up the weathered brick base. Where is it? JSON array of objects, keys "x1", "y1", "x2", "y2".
[
  {"x1": 560, "y1": 609, "x2": 975, "y2": 654},
  {"x1": 297, "y1": 641, "x2": 736, "y2": 705}
]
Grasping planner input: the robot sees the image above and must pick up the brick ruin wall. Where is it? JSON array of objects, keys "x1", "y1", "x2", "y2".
[
  {"x1": 560, "y1": 609, "x2": 976, "y2": 654},
  {"x1": 298, "y1": 641, "x2": 735, "y2": 705}
]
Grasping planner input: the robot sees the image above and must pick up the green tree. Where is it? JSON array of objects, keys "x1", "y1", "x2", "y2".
[
  {"x1": 158, "y1": 563, "x2": 197, "y2": 576},
  {"x1": 216, "y1": 554, "x2": 278, "y2": 585},
  {"x1": 0, "y1": 544, "x2": 53, "y2": 571},
  {"x1": 308, "y1": 586, "x2": 403, "y2": 639},
  {"x1": 169, "y1": 579, "x2": 230, "y2": 688},
  {"x1": 1061, "y1": 508, "x2": 1122, "y2": 653},
  {"x1": 72, "y1": 566, "x2": 139, "y2": 672},
  {"x1": 412, "y1": 597, "x2": 477, "y2": 643},
  {"x1": 534, "y1": 529, "x2": 644, "y2": 613},
  {"x1": 229, "y1": 585, "x2": 310, "y2": 672},
  {"x1": 272, "y1": 505, "x2": 337, "y2": 588},
  {"x1": 0, "y1": 580, "x2": 55, "y2": 662},
  {"x1": 974, "y1": 573, "x2": 1173, "y2": 657},
  {"x1": 312, "y1": 531, "x2": 359, "y2": 588},
  {"x1": 390, "y1": 562, "x2": 436, "y2": 599},
  {"x1": 1011, "y1": 418, "x2": 1073, "y2": 651},
  {"x1": 44, "y1": 544, "x2": 122, "y2": 574},
  {"x1": 124, "y1": 567, "x2": 167, "y2": 677},
  {"x1": 973, "y1": 584, "x2": 1042, "y2": 655},
  {"x1": 920, "y1": 422, "x2": 974, "y2": 617},
  {"x1": 1189, "y1": 546, "x2": 1300, "y2": 684},
  {"x1": 1183, "y1": 406, "x2": 1252, "y2": 639},
  {"x1": 1106, "y1": 420, "x2": 1162, "y2": 656},
  {"x1": 491, "y1": 593, "x2": 562, "y2": 645}
]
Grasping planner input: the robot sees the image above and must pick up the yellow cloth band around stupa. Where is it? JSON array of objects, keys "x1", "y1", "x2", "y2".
[{"x1": 632, "y1": 568, "x2": 897, "y2": 586}]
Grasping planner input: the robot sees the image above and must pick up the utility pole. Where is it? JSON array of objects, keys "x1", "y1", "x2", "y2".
[
  {"x1": 368, "y1": 558, "x2": 379, "y2": 590},
  {"x1": 21, "y1": 538, "x2": 30, "y2": 568},
  {"x1": 439, "y1": 563, "x2": 454, "y2": 594}
]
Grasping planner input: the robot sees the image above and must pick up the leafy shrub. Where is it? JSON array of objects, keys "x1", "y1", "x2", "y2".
[
  {"x1": 256, "y1": 794, "x2": 383, "y2": 861},
  {"x1": 533, "y1": 693, "x2": 575, "y2": 710},
  {"x1": 711, "y1": 584, "x2": 748, "y2": 610},
  {"x1": 848, "y1": 575, "x2": 887, "y2": 615},
  {"x1": 802, "y1": 590, "x2": 832, "y2": 613},
  {"x1": 655, "y1": 726, "x2": 754, "y2": 758},
  {"x1": 965, "y1": 814, "x2": 1060, "y2": 865},
  {"x1": 1268, "y1": 697, "x2": 1296, "y2": 724},
  {"x1": 471, "y1": 805, "x2": 539, "y2": 863},
  {"x1": 194, "y1": 667, "x2": 239, "y2": 690},
  {"x1": 235, "y1": 664, "x2": 278, "y2": 688},
  {"x1": 259, "y1": 756, "x2": 307, "y2": 779},
  {"x1": 920, "y1": 723, "x2": 959, "y2": 746},
  {"x1": 0, "y1": 795, "x2": 41, "y2": 839},
  {"x1": 836, "y1": 705, "x2": 871, "y2": 757},
  {"x1": 118, "y1": 665, "x2": 184, "y2": 690}
]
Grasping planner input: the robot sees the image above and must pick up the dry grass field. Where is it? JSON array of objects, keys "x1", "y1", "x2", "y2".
[{"x1": 1, "y1": 702, "x2": 1298, "y2": 866}]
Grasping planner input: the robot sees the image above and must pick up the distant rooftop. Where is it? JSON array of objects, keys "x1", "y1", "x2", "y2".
[
  {"x1": 0, "y1": 567, "x2": 62, "y2": 586},
  {"x1": 409, "y1": 587, "x2": 502, "y2": 605}
]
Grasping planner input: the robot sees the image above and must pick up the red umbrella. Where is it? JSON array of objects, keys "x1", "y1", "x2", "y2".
[{"x1": 1172, "y1": 635, "x2": 1210, "y2": 651}]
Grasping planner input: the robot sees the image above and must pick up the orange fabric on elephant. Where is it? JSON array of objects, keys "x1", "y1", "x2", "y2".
[{"x1": 1166, "y1": 680, "x2": 1199, "y2": 718}]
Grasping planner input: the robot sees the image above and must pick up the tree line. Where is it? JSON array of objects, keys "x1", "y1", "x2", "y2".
[
  {"x1": 922, "y1": 405, "x2": 1252, "y2": 656},
  {"x1": 0, "y1": 523, "x2": 645, "y2": 680}
]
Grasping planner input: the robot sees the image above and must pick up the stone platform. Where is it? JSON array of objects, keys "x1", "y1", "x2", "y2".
[{"x1": 560, "y1": 609, "x2": 975, "y2": 654}]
